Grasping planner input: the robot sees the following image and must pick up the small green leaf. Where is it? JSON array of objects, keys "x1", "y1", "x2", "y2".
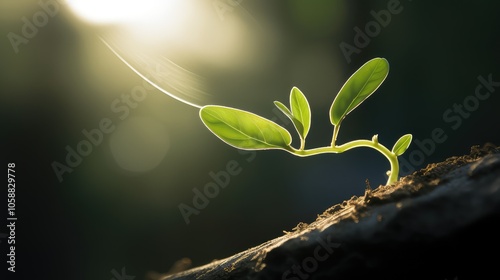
[
  {"x1": 330, "y1": 57, "x2": 389, "y2": 126},
  {"x1": 274, "y1": 101, "x2": 293, "y2": 120},
  {"x1": 274, "y1": 101, "x2": 305, "y2": 139},
  {"x1": 289, "y1": 87, "x2": 311, "y2": 140},
  {"x1": 392, "y1": 134, "x2": 413, "y2": 156},
  {"x1": 200, "y1": 105, "x2": 292, "y2": 150}
]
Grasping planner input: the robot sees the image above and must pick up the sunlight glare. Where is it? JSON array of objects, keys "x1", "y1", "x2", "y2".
[
  {"x1": 65, "y1": 0, "x2": 182, "y2": 25},
  {"x1": 67, "y1": 0, "x2": 271, "y2": 106}
]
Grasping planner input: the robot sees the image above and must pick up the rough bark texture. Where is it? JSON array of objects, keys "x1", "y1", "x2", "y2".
[{"x1": 154, "y1": 144, "x2": 500, "y2": 280}]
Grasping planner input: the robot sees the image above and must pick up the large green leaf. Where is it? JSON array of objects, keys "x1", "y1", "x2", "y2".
[
  {"x1": 289, "y1": 87, "x2": 311, "y2": 140},
  {"x1": 200, "y1": 105, "x2": 292, "y2": 150},
  {"x1": 330, "y1": 57, "x2": 389, "y2": 126},
  {"x1": 392, "y1": 134, "x2": 413, "y2": 156}
]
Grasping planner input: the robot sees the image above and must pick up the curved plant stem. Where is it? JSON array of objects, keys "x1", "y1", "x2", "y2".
[
  {"x1": 299, "y1": 138, "x2": 305, "y2": 151},
  {"x1": 285, "y1": 139, "x2": 399, "y2": 185},
  {"x1": 331, "y1": 125, "x2": 340, "y2": 147}
]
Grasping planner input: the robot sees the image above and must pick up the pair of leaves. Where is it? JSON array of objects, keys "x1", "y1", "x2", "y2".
[
  {"x1": 274, "y1": 87, "x2": 311, "y2": 148},
  {"x1": 199, "y1": 87, "x2": 311, "y2": 151}
]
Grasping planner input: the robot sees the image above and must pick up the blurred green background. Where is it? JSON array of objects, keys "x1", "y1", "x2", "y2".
[{"x1": 1, "y1": 0, "x2": 499, "y2": 279}]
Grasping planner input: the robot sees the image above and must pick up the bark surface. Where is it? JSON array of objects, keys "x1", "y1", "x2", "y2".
[{"x1": 154, "y1": 144, "x2": 500, "y2": 280}]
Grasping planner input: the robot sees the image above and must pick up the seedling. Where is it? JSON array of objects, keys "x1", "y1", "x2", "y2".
[{"x1": 199, "y1": 58, "x2": 412, "y2": 185}]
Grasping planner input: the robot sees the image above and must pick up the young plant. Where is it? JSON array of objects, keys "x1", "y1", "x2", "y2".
[{"x1": 199, "y1": 58, "x2": 412, "y2": 185}]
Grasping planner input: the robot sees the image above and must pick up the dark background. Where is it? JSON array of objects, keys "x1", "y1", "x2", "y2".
[{"x1": 1, "y1": 1, "x2": 499, "y2": 279}]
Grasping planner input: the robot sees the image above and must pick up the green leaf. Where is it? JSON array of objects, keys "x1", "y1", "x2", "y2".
[
  {"x1": 274, "y1": 100, "x2": 305, "y2": 137},
  {"x1": 330, "y1": 57, "x2": 390, "y2": 126},
  {"x1": 274, "y1": 101, "x2": 293, "y2": 120},
  {"x1": 200, "y1": 105, "x2": 292, "y2": 150},
  {"x1": 392, "y1": 134, "x2": 413, "y2": 156},
  {"x1": 273, "y1": 87, "x2": 311, "y2": 142},
  {"x1": 289, "y1": 87, "x2": 311, "y2": 140}
]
